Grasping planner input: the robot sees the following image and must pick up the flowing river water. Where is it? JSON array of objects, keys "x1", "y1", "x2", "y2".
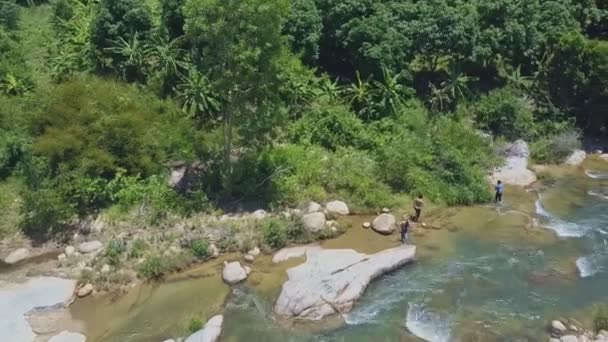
[{"x1": 66, "y1": 159, "x2": 608, "y2": 341}]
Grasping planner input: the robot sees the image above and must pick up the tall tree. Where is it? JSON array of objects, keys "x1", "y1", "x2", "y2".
[
  {"x1": 185, "y1": 0, "x2": 289, "y2": 171},
  {"x1": 90, "y1": 0, "x2": 153, "y2": 79}
]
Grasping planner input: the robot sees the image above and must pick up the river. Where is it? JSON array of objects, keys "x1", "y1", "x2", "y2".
[{"x1": 68, "y1": 161, "x2": 608, "y2": 341}]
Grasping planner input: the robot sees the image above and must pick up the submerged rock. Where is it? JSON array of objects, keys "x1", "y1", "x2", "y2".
[
  {"x1": 302, "y1": 212, "x2": 326, "y2": 232},
  {"x1": 4, "y1": 247, "x2": 30, "y2": 264},
  {"x1": 362, "y1": 222, "x2": 371, "y2": 229},
  {"x1": 325, "y1": 201, "x2": 349, "y2": 216},
  {"x1": 48, "y1": 331, "x2": 86, "y2": 342},
  {"x1": 222, "y1": 262, "x2": 248, "y2": 284},
  {"x1": 372, "y1": 214, "x2": 396, "y2": 235},
  {"x1": 78, "y1": 241, "x2": 103, "y2": 254},
  {"x1": 274, "y1": 245, "x2": 416, "y2": 320},
  {"x1": 184, "y1": 315, "x2": 223, "y2": 342}
]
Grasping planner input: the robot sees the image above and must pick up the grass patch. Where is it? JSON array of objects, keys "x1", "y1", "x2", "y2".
[{"x1": 0, "y1": 177, "x2": 23, "y2": 238}]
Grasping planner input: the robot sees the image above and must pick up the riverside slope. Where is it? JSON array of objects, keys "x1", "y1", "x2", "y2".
[{"x1": 274, "y1": 245, "x2": 416, "y2": 320}]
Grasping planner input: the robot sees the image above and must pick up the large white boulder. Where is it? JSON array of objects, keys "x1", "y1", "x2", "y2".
[
  {"x1": 4, "y1": 248, "x2": 29, "y2": 264},
  {"x1": 372, "y1": 214, "x2": 396, "y2": 235},
  {"x1": 0, "y1": 277, "x2": 76, "y2": 342},
  {"x1": 564, "y1": 150, "x2": 586, "y2": 166},
  {"x1": 274, "y1": 245, "x2": 416, "y2": 320},
  {"x1": 251, "y1": 209, "x2": 267, "y2": 220},
  {"x1": 490, "y1": 140, "x2": 537, "y2": 186},
  {"x1": 48, "y1": 331, "x2": 87, "y2": 342},
  {"x1": 78, "y1": 241, "x2": 103, "y2": 254},
  {"x1": 306, "y1": 201, "x2": 322, "y2": 213},
  {"x1": 302, "y1": 212, "x2": 326, "y2": 232},
  {"x1": 222, "y1": 262, "x2": 248, "y2": 284},
  {"x1": 184, "y1": 315, "x2": 223, "y2": 342},
  {"x1": 325, "y1": 201, "x2": 349, "y2": 216}
]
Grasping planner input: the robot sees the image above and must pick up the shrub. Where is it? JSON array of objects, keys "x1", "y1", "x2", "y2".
[
  {"x1": 138, "y1": 254, "x2": 168, "y2": 280},
  {"x1": 256, "y1": 144, "x2": 392, "y2": 209},
  {"x1": 530, "y1": 130, "x2": 581, "y2": 164},
  {"x1": 259, "y1": 218, "x2": 287, "y2": 249},
  {"x1": 377, "y1": 116, "x2": 495, "y2": 205},
  {"x1": 187, "y1": 317, "x2": 203, "y2": 334},
  {"x1": 288, "y1": 103, "x2": 372, "y2": 151},
  {"x1": 128, "y1": 239, "x2": 148, "y2": 259},
  {"x1": 20, "y1": 186, "x2": 74, "y2": 237},
  {"x1": 105, "y1": 239, "x2": 125, "y2": 266},
  {"x1": 594, "y1": 307, "x2": 608, "y2": 333},
  {"x1": 470, "y1": 87, "x2": 536, "y2": 140},
  {"x1": 0, "y1": 0, "x2": 19, "y2": 30},
  {"x1": 189, "y1": 238, "x2": 209, "y2": 258}
]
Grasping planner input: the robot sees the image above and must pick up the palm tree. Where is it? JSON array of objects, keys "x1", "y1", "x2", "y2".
[
  {"x1": 175, "y1": 68, "x2": 221, "y2": 122},
  {"x1": 342, "y1": 70, "x2": 374, "y2": 118},
  {"x1": 370, "y1": 65, "x2": 411, "y2": 117}
]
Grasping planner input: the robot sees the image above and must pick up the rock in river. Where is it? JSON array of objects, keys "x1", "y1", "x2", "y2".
[
  {"x1": 302, "y1": 212, "x2": 326, "y2": 232},
  {"x1": 222, "y1": 261, "x2": 248, "y2": 284},
  {"x1": 185, "y1": 315, "x2": 223, "y2": 342},
  {"x1": 78, "y1": 241, "x2": 103, "y2": 254},
  {"x1": 48, "y1": 331, "x2": 87, "y2": 342},
  {"x1": 77, "y1": 283, "x2": 94, "y2": 297},
  {"x1": 4, "y1": 247, "x2": 30, "y2": 264},
  {"x1": 372, "y1": 214, "x2": 396, "y2": 235},
  {"x1": 325, "y1": 200, "x2": 349, "y2": 216},
  {"x1": 274, "y1": 245, "x2": 416, "y2": 320}
]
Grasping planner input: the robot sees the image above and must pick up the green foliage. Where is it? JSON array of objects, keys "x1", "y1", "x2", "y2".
[
  {"x1": 189, "y1": 238, "x2": 209, "y2": 258},
  {"x1": 128, "y1": 239, "x2": 147, "y2": 259},
  {"x1": 254, "y1": 144, "x2": 391, "y2": 209},
  {"x1": 284, "y1": 0, "x2": 321, "y2": 65},
  {"x1": 20, "y1": 185, "x2": 74, "y2": 236},
  {"x1": 530, "y1": 130, "x2": 581, "y2": 164},
  {"x1": 288, "y1": 103, "x2": 371, "y2": 151},
  {"x1": 595, "y1": 306, "x2": 608, "y2": 333},
  {"x1": 0, "y1": 177, "x2": 22, "y2": 238},
  {"x1": 105, "y1": 239, "x2": 126, "y2": 265},
  {"x1": 543, "y1": 33, "x2": 608, "y2": 135},
  {"x1": 469, "y1": 87, "x2": 536, "y2": 140},
  {"x1": 259, "y1": 218, "x2": 287, "y2": 249},
  {"x1": 160, "y1": 0, "x2": 185, "y2": 40},
  {"x1": 0, "y1": 0, "x2": 19, "y2": 30},
  {"x1": 30, "y1": 77, "x2": 194, "y2": 178},
  {"x1": 378, "y1": 111, "x2": 495, "y2": 205},
  {"x1": 90, "y1": 0, "x2": 153, "y2": 78},
  {"x1": 187, "y1": 317, "x2": 203, "y2": 334},
  {"x1": 138, "y1": 254, "x2": 168, "y2": 279}
]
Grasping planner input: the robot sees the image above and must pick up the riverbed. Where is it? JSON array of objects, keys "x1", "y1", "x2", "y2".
[{"x1": 4, "y1": 161, "x2": 608, "y2": 341}]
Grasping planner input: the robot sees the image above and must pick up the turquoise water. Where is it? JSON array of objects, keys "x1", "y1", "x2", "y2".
[{"x1": 221, "y1": 170, "x2": 608, "y2": 341}]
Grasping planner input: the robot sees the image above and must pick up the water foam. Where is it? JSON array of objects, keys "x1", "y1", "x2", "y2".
[
  {"x1": 405, "y1": 303, "x2": 452, "y2": 342},
  {"x1": 576, "y1": 256, "x2": 599, "y2": 278},
  {"x1": 585, "y1": 170, "x2": 608, "y2": 179},
  {"x1": 534, "y1": 199, "x2": 588, "y2": 238},
  {"x1": 588, "y1": 190, "x2": 608, "y2": 200}
]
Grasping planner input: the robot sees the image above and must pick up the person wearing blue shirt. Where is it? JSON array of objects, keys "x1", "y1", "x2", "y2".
[{"x1": 494, "y1": 180, "x2": 504, "y2": 203}]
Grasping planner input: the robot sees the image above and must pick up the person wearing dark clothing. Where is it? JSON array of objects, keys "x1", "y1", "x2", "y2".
[
  {"x1": 400, "y1": 215, "x2": 414, "y2": 244},
  {"x1": 413, "y1": 195, "x2": 424, "y2": 222},
  {"x1": 494, "y1": 180, "x2": 504, "y2": 203}
]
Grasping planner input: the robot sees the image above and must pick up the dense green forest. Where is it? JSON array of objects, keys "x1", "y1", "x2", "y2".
[{"x1": 0, "y1": 0, "x2": 606, "y2": 238}]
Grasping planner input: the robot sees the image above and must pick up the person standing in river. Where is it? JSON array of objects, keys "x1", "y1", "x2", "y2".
[
  {"x1": 494, "y1": 180, "x2": 504, "y2": 203},
  {"x1": 400, "y1": 215, "x2": 414, "y2": 244},
  {"x1": 413, "y1": 194, "x2": 424, "y2": 222}
]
